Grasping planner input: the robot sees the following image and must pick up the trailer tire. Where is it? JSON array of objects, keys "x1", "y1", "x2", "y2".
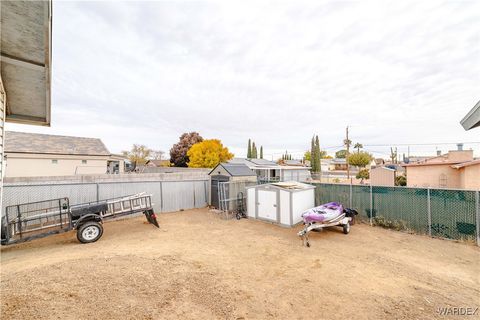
[
  {"x1": 77, "y1": 221, "x2": 103, "y2": 243},
  {"x1": 343, "y1": 222, "x2": 350, "y2": 235}
]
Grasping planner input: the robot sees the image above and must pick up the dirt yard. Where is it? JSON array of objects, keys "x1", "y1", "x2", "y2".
[{"x1": 1, "y1": 209, "x2": 479, "y2": 320}]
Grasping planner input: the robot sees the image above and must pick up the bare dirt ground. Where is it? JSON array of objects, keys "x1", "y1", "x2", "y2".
[{"x1": 1, "y1": 208, "x2": 479, "y2": 320}]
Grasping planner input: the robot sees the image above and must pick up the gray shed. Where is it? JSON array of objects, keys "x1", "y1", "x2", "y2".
[{"x1": 208, "y1": 163, "x2": 257, "y2": 208}]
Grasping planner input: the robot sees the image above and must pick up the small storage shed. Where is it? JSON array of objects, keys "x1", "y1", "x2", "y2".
[
  {"x1": 246, "y1": 181, "x2": 315, "y2": 227},
  {"x1": 208, "y1": 163, "x2": 257, "y2": 208}
]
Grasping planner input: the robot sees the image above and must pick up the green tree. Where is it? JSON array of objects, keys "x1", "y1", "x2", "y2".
[
  {"x1": 335, "y1": 149, "x2": 347, "y2": 159},
  {"x1": 260, "y1": 146, "x2": 263, "y2": 159},
  {"x1": 304, "y1": 151, "x2": 311, "y2": 162},
  {"x1": 122, "y1": 144, "x2": 152, "y2": 169},
  {"x1": 356, "y1": 168, "x2": 369, "y2": 182},
  {"x1": 354, "y1": 143, "x2": 363, "y2": 153},
  {"x1": 252, "y1": 142, "x2": 257, "y2": 158},
  {"x1": 314, "y1": 135, "x2": 321, "y2": 173},
  {"x1": 347, "y1": 151, "x2": 372, "y2": 168},
  {"x1": 247, "y1": 139, "x2": 252, "y2": 158},
  {"x1": 310, "y1": 136, "x2": 316, "y2": 172},
  {"x1": 395, "y1": 175, "x2": 407, "y2": 186},
  {"x1": 187, "y1": 139, "x2": 234, "y2": 168}
]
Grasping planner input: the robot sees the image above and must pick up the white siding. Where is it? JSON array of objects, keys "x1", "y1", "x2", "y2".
[
  {"x1": 247, "y1": 188, "x2": 255, "y2": 218},
  {"x1": 291, "y1": 189, "x2": 315, "y2": 225},
  {"x1": 279, "y1": 189, "x2": 290, "y2": 225}
]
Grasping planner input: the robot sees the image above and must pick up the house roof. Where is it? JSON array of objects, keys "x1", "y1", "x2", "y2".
[
  {"x1": 146, "y1": 159, "x2": 170, "y2": 167},
  {"x1": 5, "y1": 131, "x2": 110, "y2": 156},
  {"x1": 228, "y1": 158, "x2": 311, "y2": 170},
  {"x1": 247, "y1": 158, "x2": 277, "y2": 166},
  {"x1": 460, "y1": 100, "x2": 480, "y2": 130},
  {"x1": 1, "y1": 0, "x2": 52, "y2": 125},
  {"x1": 403, "y1": 161, "x2": 468, "y2": 167},
  {"x1": 331, "y1": 158, "x2": 347, "y2": 164},
  {"x1": 451, "y1": 159, "x2": 480, "y2": 169},
  {"x1": 209, "y1": 163, "x2": 256, "y2": 177},
  {"x1": 282, "y1": 160, "x2": 304, "y2": 166}
]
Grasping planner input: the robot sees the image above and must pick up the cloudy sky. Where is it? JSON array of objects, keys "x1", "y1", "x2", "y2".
[{"x1": 6, "y1": 0, "x2": 480, "y2": 160}]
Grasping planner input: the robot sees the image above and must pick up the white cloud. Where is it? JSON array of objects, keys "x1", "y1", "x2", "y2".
[{"x1": 6, "y1": 0, "x2": 480, "y2": 159}]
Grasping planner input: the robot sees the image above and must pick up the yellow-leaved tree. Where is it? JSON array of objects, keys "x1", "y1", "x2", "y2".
[{"x1": 187, "y1": 139, "x2": 234, "y2": 168}]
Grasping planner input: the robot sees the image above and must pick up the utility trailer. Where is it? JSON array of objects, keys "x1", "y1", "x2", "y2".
[{"x1": 1, "y1": 193, "x2": 159, "y2": 245}]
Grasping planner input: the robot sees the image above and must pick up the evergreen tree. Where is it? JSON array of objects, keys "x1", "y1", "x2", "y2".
[
  {"x1": 315, "y1": 135, "x2": 321, "y2": 173},
  {"x1": 310, "y1": 136, "x2": 316, "y2": 172},
  {"x1": 247, "y1": 139, "x2": 252, "y2": 158},
  {"x1": 260, "y1": 146, "x2": 263, "y2": 159},
  {"x1": 252, "y1": 142, "x2": 257, "y2": 158}
]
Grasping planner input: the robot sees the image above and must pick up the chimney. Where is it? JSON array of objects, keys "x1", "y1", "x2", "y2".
[
  {"x1": 457, "y1": 143, "x2": 464, "y2": 151},
  {"x1": 436, "y1": 150, "x2": 441, "y2": 156}
]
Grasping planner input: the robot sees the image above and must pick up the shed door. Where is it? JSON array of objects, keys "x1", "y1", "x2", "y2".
[
  {"x1": 257, "y1": 190, "x2": 277, "y2": 221},
  {"x1": 211, "y1": 175, "x2": 230, "y2": 209}
]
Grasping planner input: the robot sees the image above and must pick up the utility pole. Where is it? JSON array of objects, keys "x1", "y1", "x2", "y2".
[{"x1": 346, "y1": 126, "x2": 350, "y2": 179}]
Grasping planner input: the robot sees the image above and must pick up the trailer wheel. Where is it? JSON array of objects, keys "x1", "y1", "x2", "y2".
[
  {"x1": 77, "y1": 221, "x2": 103, "y2": 243},
  {"x1": 343, "y1": 222, "x2": 350, "y2": 235}
]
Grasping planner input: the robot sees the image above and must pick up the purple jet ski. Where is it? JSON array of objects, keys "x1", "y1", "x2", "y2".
[
  {"x1": 298, "y1": 203, "x2": 358, "y2": 247},
  {"x1": 301, "y1": 202, "x2": 344, "y2": 224}
]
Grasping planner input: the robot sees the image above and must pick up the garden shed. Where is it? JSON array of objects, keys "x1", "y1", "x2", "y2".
[
  {"x1": 246, "y1": 181, "x2": 315, "y2": 227},
  {"x1": 208, "y1": 163, "x2": 257, "y2": 208}
]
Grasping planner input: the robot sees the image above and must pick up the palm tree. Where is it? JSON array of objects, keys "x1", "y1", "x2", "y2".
[{"x1": 354, "y1": 143, "x2": 363, "y2": 153}]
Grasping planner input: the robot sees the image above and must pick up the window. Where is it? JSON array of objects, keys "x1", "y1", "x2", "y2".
[
  {"x1": 52, "y1": 159, "x2": 58, "y2": 164},
  {"x1": 82, "y1": 160, "x2": 87, "y2": 164},
  {"x1": 439, "y1": 173, "x2": 447, "y2": 187}
]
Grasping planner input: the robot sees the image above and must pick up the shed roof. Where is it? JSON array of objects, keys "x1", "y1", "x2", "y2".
[
  {"x1": 247, "y1": 181, "x2": 315, "y2": 191},
  {"x1": 5, "y1": 131, "x2": 110, "y2": 156},
  {"x1": 209, "y1": 163, "x2": 256, "y2": 177}
]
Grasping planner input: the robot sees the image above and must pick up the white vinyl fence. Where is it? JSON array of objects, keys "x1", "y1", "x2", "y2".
[{"x1": 2, "y1": 179, "x2": 209, "y2": 214}]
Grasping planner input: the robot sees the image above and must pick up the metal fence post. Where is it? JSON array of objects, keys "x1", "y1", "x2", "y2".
[
  {"x1": 427, "y1": 188, "x2": 432, "y2": 237},
  {"x1": 476, "y1": 190, "x2": 479, "y2": 246},
  {"x1": 348, "y1": 183, "x2": 353, "y2": 208},
  {"x1": 369, "y1": 184, "x2": 373, "y2": 226},
  {"x1": 159, "y1": 181, "x2": 163, "y2": 212}
]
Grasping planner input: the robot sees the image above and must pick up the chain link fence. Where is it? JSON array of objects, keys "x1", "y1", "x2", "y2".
[
  {"x1": 2, "y1": 179, "x2": 209, "y2": 215},
  {"x1": 311, "y1": 183, "x2": 480, "y2": 244}
]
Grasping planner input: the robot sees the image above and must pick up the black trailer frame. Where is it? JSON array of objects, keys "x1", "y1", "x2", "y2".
[{"x1": 1, "y1": 193, "x2": 159, "y2": 245}]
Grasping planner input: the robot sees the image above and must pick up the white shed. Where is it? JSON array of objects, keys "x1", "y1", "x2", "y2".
[{"x1": 246, "y1": 181, "x2": 315, "y2": 227}]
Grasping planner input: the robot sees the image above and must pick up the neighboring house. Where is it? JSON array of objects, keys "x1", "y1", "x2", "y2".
[
  {"x1": 370, "y1": 166, "x2": 397, "y2": 187},
  {"x1": 145, "y1": 159, "x2": 171, "y2": 167},
  {"x1": 228, "y1": 158, "x2": 311, "y2": 182},
  {"x1": 4, "y1": 131, "x2": 122, "y2": 177},
  {"x1": 403, "y1": 147, "x2": 479, "y2": 189},
  {"x1": 373, "y1": 158, "x2": 385, "y2": 167},
  {"x1": 460, "y1": 100, "x2": 480, "y2": 130}
]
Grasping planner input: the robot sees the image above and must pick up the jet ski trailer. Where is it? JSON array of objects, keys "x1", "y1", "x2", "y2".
[{"x1": 298, "y1": 202, "x2": 358, "y2": 247}]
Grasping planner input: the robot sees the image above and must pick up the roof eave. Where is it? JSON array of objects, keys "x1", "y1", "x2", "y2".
[{"x1": 460, "y1": 100, "x2": 480, "y2": 130}]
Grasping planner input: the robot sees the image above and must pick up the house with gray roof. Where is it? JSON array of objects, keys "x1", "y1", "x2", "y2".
[
  {"x1": 228, "y1": 158, "x2": 311, "y2": 182},
  {"x1": 4, "y1": 131, "x2": 123, "y2": 177}
]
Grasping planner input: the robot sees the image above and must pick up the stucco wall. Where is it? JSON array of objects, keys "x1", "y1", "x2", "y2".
[
  {"x1": 406, "y1": 165, "x2": 461, "y2": 188},
  {"x1": 4, "y1": 153, "x2": 109, "y2": 177},
  {"x1": 461, "y1": 164, "x2": 480, "y2": 190}
]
